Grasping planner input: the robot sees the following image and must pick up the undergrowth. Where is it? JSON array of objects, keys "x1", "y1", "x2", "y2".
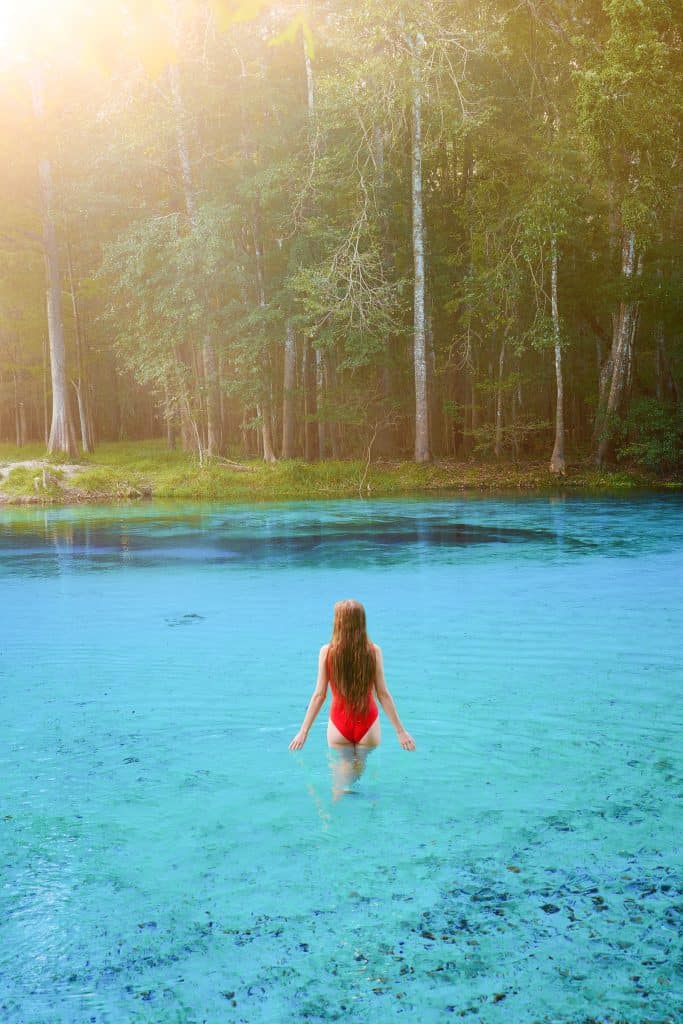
[{"x1": 0, "y1": 440, "x2": 675, "y2": 505}]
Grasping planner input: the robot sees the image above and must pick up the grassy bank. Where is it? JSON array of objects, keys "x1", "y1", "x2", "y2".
[{"x1": 0, "y1": 441, "x2": 679, "y2": 506}]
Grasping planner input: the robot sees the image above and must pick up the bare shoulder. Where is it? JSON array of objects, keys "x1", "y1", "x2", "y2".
[
  {"x1": 319, "y1": 642, "x2": 330, "y2": 658},
  {"x1": 372, "y1": 642, "x2": 383, "y2": 660}
]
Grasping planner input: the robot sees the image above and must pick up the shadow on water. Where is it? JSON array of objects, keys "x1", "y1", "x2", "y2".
[{"x1": 1, "y1": 496, "x2": 681, "y2": 576}]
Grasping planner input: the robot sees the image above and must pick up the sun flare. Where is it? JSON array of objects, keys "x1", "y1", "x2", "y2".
[{"x1": 0, "y1": 0, "x2": 82, "y2": 58}]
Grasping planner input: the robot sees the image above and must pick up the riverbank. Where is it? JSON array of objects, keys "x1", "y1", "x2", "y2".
[{"x1": 0, "y1": 441, "x2": 679, "y2": 506}]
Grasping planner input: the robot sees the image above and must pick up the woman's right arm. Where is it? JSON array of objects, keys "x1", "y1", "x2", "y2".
[
  {"x1": 374, "y1": 644, "x2": 416, "y2": 751},
  {"x1": 289, "y1": 644, "x2": 329, "y2": 750}
]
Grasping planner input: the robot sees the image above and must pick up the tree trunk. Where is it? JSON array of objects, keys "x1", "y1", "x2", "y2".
[
  {"x1": 326, "y1": 351, "x2": 341, "y2": 458},
  {"x1": 168, "y1": 50, "x2": 221, "y2": 457},
  {"x1": 549, "y1": 235, "x2": 566, "y2": 474},
  {"x1": 494, "y1": 335, "x2": 506, "y2": 459},
  {"x1": 410, "y1": 32, "x2": 430, "y2": 463},
  {"x1": 596, "y1": 232, "x2": 642, "y2": 465},
  {"x1": 372, "y1": 120, "x2": 397, "y2": 458},
  {"x1": 30, "y1": 66, "x2": 78, "y2": 457},
  {"x1": 466, "y1": 370, "x2": 477, "y2": 456},
  {"x1": 300, "y1": 24, "x2": 321, "y2": 463},
  {"x1": 163, "y1": 383, "x2": 176, "y2": 449},
  {"x1": 282, "y1": 320, "x2": 297, "y2": 458},
  {"x1": 316, "y1": 348, "x2": 326, "y2": 458},
  {"x1": 201, "y1": 339, "x2": 221, "y2": 455},
  {"x1": 65, "y1": 226, "x2": 94, "y2": 452},
  {"x1": 256, "y1": 401, "x2": 277, "y2": 463},
  {"x1": 13, "y1": 371, "x2": 26, "y2": 447},
  {"x1": 179, "y1": 389, "x2": 195, "y2": 452},
  {"x1": 240, "y1": 409, "x2": 250, "y2": 458},
  {"x1": 41, "y1": 331, "x2": 49, "y2": 444},
  {"x1": 253, "y1": 223, "x2": 277, "y2": 463},
  {"x1": 303, "y1": 340, "x2": 318, "y2": 461},
  {"x1": 19, "y1": 400, "x2": 28, "y2": 447},
  {"x1": 303, "y1": 24, "x2": 315, "y2": 114},
  {"x1": 426, "y1": 300, "x2": 440, "y2": 456},
  {"x1": 511, "y1": 382, "x2": 519, "y2": 462}
]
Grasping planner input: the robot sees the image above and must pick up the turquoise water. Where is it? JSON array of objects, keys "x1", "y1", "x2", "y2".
[{"x1": 1, "y1": 495, "x2": 682, "y2": 1023}]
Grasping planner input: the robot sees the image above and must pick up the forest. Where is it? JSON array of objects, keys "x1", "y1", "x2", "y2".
[{"x1": 0, "y1": 0, "x2": 681, "y2": 475}]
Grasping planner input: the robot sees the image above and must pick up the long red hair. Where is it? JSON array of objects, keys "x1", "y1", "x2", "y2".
[{"x1": 329, "y1": 599, "x2": 376, "y2": 714}]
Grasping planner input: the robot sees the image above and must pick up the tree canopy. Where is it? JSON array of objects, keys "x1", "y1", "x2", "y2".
[{"x1": 0, "y1": 0, "x2": 680, "y2": 470}]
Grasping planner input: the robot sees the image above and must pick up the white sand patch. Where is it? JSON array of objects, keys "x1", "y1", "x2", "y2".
[{"x1": 0, "y1": 460, "x2": 87, "y2": 482}]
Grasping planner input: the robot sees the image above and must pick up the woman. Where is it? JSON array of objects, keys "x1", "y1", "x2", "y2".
[{"x1": 289, "y1": 600, "x2": 415, "y2": 794}]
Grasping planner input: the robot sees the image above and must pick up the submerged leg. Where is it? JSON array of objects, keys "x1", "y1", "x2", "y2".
[{"x1": 327, "y1": 718, "x2": 381, "y2": 800}]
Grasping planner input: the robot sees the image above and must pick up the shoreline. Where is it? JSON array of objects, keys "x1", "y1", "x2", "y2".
[{"x1": 0, "y1": 446, "x2": 680, "y2": 507}]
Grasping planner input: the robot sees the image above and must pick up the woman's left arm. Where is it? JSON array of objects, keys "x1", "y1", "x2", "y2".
[{"x1": 289, "y1": 645, "x2": 329, "y2": 750}]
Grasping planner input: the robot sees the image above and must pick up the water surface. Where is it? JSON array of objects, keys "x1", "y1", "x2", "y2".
[{"x1": 1, "y1": 495, "x2": 682, "y2": 1022}]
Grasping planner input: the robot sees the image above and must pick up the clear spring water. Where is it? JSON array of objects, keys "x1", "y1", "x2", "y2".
[{"x1": 1, "y1": 494, "x2": 682, "y2": 1024}]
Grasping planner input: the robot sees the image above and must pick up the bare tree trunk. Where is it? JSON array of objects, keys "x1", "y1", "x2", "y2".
[
  {"x1": 41, "y1": 331, "x2": 49, "y2": 444},
  {"x1": 282, "y1": 320, "x2": 296, "y2": 458},
  {"x1": 300, "y1": 25, "x2": 322, "y2": 463},
  {"x1": 426, "y1": 300, "x2": 440, "y2": 456},
  {"x1": 217, "y1": 352, "x2": 228, "y2": 444},
  {"x1": 549, "y1": 235, "x2": 566, "y2": 474},
  {"x1": 467, "y1": 371, "x2": 477, "y2": 455},
  {"x1": 316, "y1": 348, "x2": 326, "y2": 458},
  {"x1": 30, "y1": 66, "x2": 78, "y2": 457},
  {"x1": 326, "y1": 351, "x2": 341, "y2": 458},
  {"x1": 303, "y1": 23, "x2": 315, "y2": 114},
  {"x1": 240, "y1": 409, "x2": 250, "y2": 457},
  {"x1": 19, "y1": 400, "x2": 27, "y2": 447},
  {"x1": 179, "y1": 388, "x2": 195, "y2": 452},
  {"x1": 201, "y1": 340, "x2": 221, "y2": 455},
  {"x1": 511, "y1": 385, "x2": 519, "y2": 462},
  {"x1": 65, "y1": 227, "x2": 94, "y2": 452},
  {"x1": 303, "y1": 340, "x2": 318, "y2": 461},
  {"x1": 596, "y1": 233, "x2": 642, "y2": 465},
  {"x1": 163, "y1": 383, "x2": 176, "y2": 449},
  {"x1": 253, "y1": 225, "x2": 277, "y2": 463},
  {"x1": 494, "y1": 335, "x2": 506, "y2": 459},
  {"x1": 13, "y1": 371, "x2": 25, "y2": 447},
  {"x1": 256, "y1": 402, "x2": 277, "y2": 463},
  {"x1": 71, "y1": 382, "x2": 89, "y2": 453},
  {"x1": 372, "y1": 119, "x2": 397, "y2": 458},
  {"x1": 410, "y1": 32, "x2": 430, "y2": 463},
  {"x1": 168, "y1": 48, "x2": 221, "y2": 457}
]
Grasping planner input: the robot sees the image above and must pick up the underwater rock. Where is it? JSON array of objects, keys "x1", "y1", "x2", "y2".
[{"x1": 165, "y1": 612, "x2": 205, "y2": 627}]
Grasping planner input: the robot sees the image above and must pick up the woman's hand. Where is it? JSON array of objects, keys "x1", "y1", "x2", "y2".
[
  {"x1": 289, "y1": 730, "x2": 308, "y2": 750},
  {"x1": 397, "y1": 729, "x2": 416, "y2": 751}
]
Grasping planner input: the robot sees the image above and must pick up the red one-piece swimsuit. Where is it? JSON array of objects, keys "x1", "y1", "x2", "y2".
[{"x1": 327, "y1": 648, "x2": 379, "y2": 743}]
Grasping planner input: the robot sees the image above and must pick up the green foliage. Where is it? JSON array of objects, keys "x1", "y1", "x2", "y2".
[
  {"x1": 575, "y1": 0, "x2": 681, "y2": 239},
  {"x1": 289, "y1": 238, "x2": 405, "y2": 369},
  {"x1": 616, "y1": 398, "x2": 683, "y2": 475},
  {"x1": 1, "y1": 465, "x2": 64, "y2": 498},
  {"x1": 0, "y1": 0, "x2": 680, "y2": 470}
]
